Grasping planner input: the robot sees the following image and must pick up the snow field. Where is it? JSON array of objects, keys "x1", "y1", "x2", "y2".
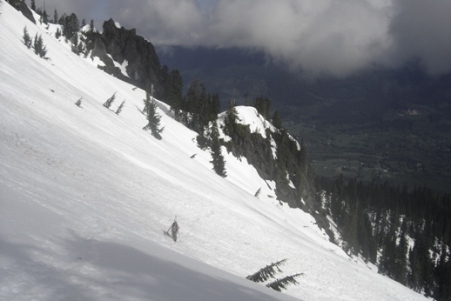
[{"x1": 0, "y1": 2, "x2": 429, "y2": 300}]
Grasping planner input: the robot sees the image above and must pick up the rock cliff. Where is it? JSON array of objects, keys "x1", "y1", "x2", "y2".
[{"x1": 88, "y1": 19, "x2": 167, "y2": 99}]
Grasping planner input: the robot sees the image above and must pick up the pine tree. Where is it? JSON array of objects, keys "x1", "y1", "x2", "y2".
[
  {"x1": 253, "y1": 96, "x2": 271, "y2": 120},
  {"x1": 55, "y1": 28, "x2": 62, "y2": 39},
  {"x1": 62, "y1": 13, "x2": 79, "y2": 39},
  {"x1": 30, "y1": 0, "x2": 36, "y2": 11},
  {"x1": 266, "y1": 273, "x2": 303, "y2": 292},
  {"x1": 166, "y1": 69, "x2": 183, "y2": 119},
  {"x1": 75, "y1": 97, "x2": 82, "y2": 107},
  {"x1": 143, "y1": 91, "x2": 163, "y2": 140},
  {"x1": 115, "y1": 101, "x2": 125, "y2": 115},
  {"x1": 22, "y1": 26, "x2": 32, "y2": 49},
  {"x1": 254, "y1": 188, "x2": 262, "y2": 197},
  {"x1": 185, "y1": 78, "x2": 208, "y2": 133},
  {"x1": 223, "y1": 103, "x2": 240, "y2": 138},
  {"x1": 246, "y1": 259, "x2": 287, "y2": 283},
  {"x1": 103, "y1": 92, "x2": 116, "y2": 109},
  {"x1": 210, "y1": 123, "x2": 226, "y2": 177},
  {"x1": 33, "y1": 34, "x2": 47, "y2": 58},
  {"x1": 272, "y1": 110, "x2": 282, "y2": 129},
  {"x1": 41, "y1": 8, "x2": 49, "y2": 24},
  {"x1": 53, "y1": 9, "x2": 58, "y2": 24}
]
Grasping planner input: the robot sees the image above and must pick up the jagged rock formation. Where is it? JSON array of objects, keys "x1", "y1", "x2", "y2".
[
  {"x1": 7, "y1": 0, "x2": 35, "y2": 23},
  {"x1": 222, "y1": 111, "x2": 333, "y2": 239},
  {"x1": 88, "y1": 19, "x2": 167, "y2": 98}
]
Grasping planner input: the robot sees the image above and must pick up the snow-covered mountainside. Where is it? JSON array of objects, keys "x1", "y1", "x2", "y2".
[{"x1": 0, "y1": 2, "x2": 429, "y2": 300}]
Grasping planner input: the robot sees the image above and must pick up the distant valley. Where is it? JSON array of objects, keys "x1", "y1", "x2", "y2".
[{"x1": 158, "y1": 46, "x2": 451, "y2": 192}]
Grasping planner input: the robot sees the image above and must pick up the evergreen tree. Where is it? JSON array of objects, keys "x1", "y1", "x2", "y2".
[
  {"x1": 75, "y1": 97, "x2": 82, "y2": 107},
  {"x1": 223, "y1": 103, "x2": 240, "y2": 138},
  {"x1": 143, "y1": 91, "x2": 163, "y2": 140},
  {"x1": 30, "y1": 0, "x2": 36, "y2": 11},
  {"x1": 22, "y1": 26, "x2": 32, "y2": 49},
  {"x1": 210, "y1": 123, "x2": 226, "y2": 177},
  {"x1": 55, "y1": 28, "x2": 62, "y2": 39},
  {"x1": 53, "y1": 9, "x2": 58, "y2": 24},
  {"x1": 115, "y1": 101, "x2": 125, "y2": 115},
  {"x1": 272, "y1": 110, "x2": 282, "y2": 129},
  {"x1": 41, "y1": 8, "x2": 49, "y2": 24},
  {"x1": 33, "y1": 34, "x2": 47, "y2": 58},
  {"x1": 185, "y1": 78, "x2": 208, "y2": 133},
  {"x1": 266, "y1": 273, "x2": 303, "y2": 292},
  {"x1": 246, "y1": 259, "x2": 287, "y2": 283},
  {"x1": 103, "y1": 92, "x2": 116, "y2": 109},
  {"x1": 253, "y1": 96, "x2": 271, "y2": 120},
  {"x1": 166, "y1": 69, "x2": 183, "y2": 119},
  {"x1": 71, "y1": 33, "x2": 80, "y2": 54},
  {"x1": 62, "y1": 13, "x2": 79, "y2": 39}
]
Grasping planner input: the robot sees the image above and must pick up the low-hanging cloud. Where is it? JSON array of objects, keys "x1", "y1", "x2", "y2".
[{"x1": 35, "y1": 0, "x2": 451, "y2": 77}]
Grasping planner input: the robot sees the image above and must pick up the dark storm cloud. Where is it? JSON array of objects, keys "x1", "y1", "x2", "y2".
[
  {"x1": 34, "y1": 0, "x2": 451, "y2": 77},
  {"x1": 388, "y1": 0, "x2": 451, "y2": 75}
]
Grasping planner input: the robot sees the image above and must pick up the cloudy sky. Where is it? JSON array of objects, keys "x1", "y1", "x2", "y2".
[{"x1": 34, "y1": 0, "x2": 451, "y2": 77}]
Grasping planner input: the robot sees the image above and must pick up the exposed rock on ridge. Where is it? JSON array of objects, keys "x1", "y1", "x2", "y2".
[
  {"x1": 7, "y1": 0, "x2": 35, "y2": 23},
  {"x1": 89, "y1": 19, "x2": 166, "y2": 99}
]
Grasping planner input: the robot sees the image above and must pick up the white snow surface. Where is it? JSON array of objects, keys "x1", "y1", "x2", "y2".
[{"x1": 0, "y1": 2, "x2": 429, "y2": 301}]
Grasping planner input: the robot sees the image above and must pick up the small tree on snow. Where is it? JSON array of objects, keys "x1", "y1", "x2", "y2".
[
  {"x1": 246, "y1": 259, "x2": 287, "y2": 283},
  {"x1": 210, "y1": 122, "x2": 226, "y2": 177},
  {"x1": 143, "y1": 91, "x2": 163, "y2": 140},
  {"x1": 254, "y1": 188, "x2": 261, "y2": 197},
  {"x1": 115, "y1": 101, "x2": 125, "y2": 115},
  {"x1": 33, "y1": 34, "x2": 47, "y2": 58},
  {"x1": 55, "y1": 28, "x2": 62, "y2": 39},
  {"x1": 22, "y1": 26, "x2": 32, "y2": 48},
  {"x1": 75, "y1": 97, "x2": 82, "y2": 107},
  {"x1": 266, "y1": 273, "x2": 303, "y2": 292},
  {"x1": 247, "y1": 259, "x2": 303, "y2": 292},
  {"x1": 103, "y1": 92, "x2": 116, "y2": 109}
]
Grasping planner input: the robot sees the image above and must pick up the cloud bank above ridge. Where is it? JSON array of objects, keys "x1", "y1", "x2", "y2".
[{"x1": 36, "y1": 0, "x2": 451, "y2": 77}]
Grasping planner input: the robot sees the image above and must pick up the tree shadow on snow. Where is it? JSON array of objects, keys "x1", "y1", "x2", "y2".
[{"x1": 61, "y1": 231, "x2": 297, "y2": 301}]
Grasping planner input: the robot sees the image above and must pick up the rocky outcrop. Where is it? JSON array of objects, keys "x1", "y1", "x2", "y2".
[
  {"x1": 223, "y1": 118, "x2": 334, "y2": 240},
  {"x1": 7, "y1": 0, "x2": 35, "y2": 23},
  {"x1": 89, "y1": 19, "x2": 166, "y2": 99}
]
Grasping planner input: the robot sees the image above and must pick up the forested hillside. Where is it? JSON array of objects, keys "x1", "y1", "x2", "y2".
[{"x1": 317, "y1": 177, "x2": 451, "y2": 300}]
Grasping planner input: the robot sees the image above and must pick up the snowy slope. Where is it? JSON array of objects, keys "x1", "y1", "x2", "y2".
[{"x1": 0, "y1": 2, "x2": 429, "y2": 301}]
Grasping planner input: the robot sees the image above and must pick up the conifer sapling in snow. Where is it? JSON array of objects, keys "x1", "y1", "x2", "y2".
[
  {"x1": 210, "y1": 122, "x2": 226, "y2": 177},
  {"x1": 75, "y1": 97, "x2": 82, "y2": 107},
  {"x1": 254, "y1": 188, "x2": 261, "y2": 197},
  {"x1": 22, "y1": 26, "x2": 32, "y2": 48},
  {"x1": 266, "y1": 273, "x2": 304, "y2": 292},
  {"x1": 246, "y1": 259, "x2": 287, "y2": 283},
  {"x1": 246, "y1": 259, "x2": 303, "y2": 292},
  {"x1": 31, "y1": 34, "x2": 47, "y2": 58},
  {"x1": 103, "y1": 92, "x2": 116, "y2": 109},
  {"x1": 115, "y1": 101, "x2": 125, "y2": 115},
  {"x1": 142, "y1": 91, "x2": 163, "y2": 140}
]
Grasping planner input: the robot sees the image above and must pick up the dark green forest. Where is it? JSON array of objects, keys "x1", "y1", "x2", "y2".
[{"x1": 316, "y1": 177, "x2": 451, "y2": 300}]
